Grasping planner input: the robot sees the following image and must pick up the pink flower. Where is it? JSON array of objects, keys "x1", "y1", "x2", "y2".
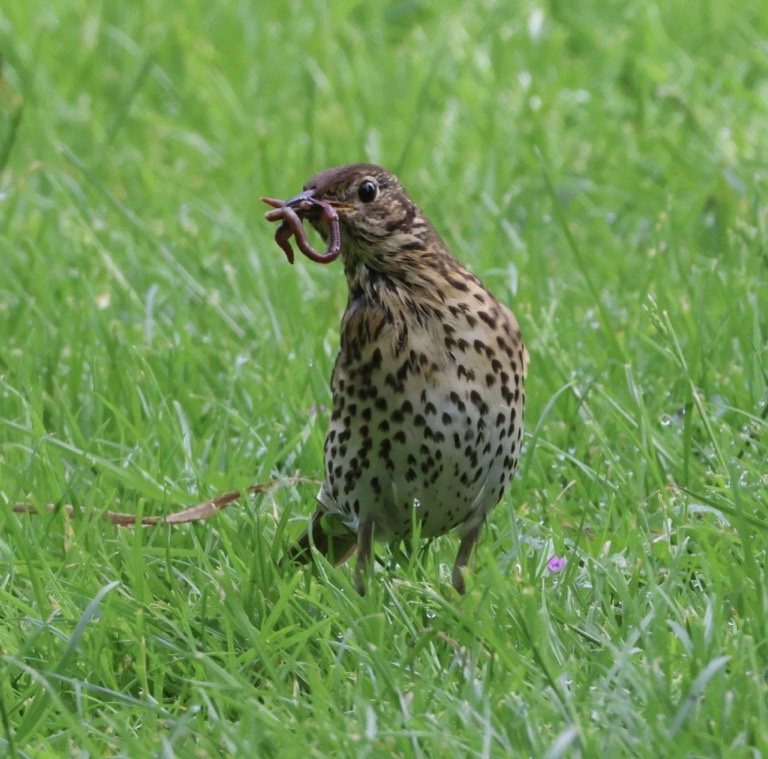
[{"x1": 546, "y1": 554, "x2": 566, "y2": 573}]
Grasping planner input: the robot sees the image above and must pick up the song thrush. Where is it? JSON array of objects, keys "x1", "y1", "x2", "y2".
[{"x1": 265, "y1": 163, "x2": 528, "y2": 594}]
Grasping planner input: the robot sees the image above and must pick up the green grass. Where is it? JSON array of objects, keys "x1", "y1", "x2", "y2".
[{"x1": 1, "y1": 0, "x2": 767, "y2": 755}]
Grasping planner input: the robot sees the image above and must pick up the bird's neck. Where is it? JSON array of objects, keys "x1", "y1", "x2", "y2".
[{"x1": 344, "y1": 253, "x2": 452, "y2": 311}]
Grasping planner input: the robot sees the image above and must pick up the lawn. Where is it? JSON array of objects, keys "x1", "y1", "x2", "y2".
[{"x1": 1, "y1": 0, "x2": 767, "y2": 755}]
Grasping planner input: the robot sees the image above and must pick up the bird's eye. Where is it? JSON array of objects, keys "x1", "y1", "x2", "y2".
[{"x1": 358, "y1": 178, "x2": 378, "y2": 203}]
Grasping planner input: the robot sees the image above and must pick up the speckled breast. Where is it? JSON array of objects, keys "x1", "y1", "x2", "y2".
[{"x1": 317, "y1": 289, "x2": 525, "y2": 542}]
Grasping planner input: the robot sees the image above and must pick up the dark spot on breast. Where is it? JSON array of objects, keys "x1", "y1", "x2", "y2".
[
  {"x1": 447, "y1": 277, "x2": 470, "y2": 291},
  {"x1": 478, "y1": 310, "x2": 497, "y2": 329},
  {"x1": 469, "y1": 390, "x2": 489, "y2": 415},
  {"x1": 503, "y1": 454, "x2": 517, "y2": 470}
]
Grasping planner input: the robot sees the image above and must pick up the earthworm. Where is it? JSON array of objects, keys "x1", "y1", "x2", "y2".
[{"x1": 261, "y1": 194, "x2": 341, "y2": 265}]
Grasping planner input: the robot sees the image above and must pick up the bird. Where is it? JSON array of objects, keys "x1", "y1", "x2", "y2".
[{"x1": 274, "y1": 163, "x2": 528, "y2": 594}]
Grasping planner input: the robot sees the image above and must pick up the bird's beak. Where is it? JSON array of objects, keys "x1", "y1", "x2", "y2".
[
  {"x1": 283, "y1": 189, "x2": 316, "y2": 209},
  {"x1": 283, "y1": 189, "x2": 352, "y2": 216}
]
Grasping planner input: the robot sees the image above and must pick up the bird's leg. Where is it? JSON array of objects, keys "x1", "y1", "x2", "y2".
[
  {"x1": 354, "y1": 517, "x2": 375, "y2": 595},
  {"x1": 452, "y1": 520, "x2": 484, "y2": 595}
]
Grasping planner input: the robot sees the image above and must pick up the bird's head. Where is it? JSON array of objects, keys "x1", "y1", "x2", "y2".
[
  {"x1": 305, "y1": 163, "x2": 451, "y2": 287},
  {"x1": 263, "y1": 163, "x2": 458, "y2": 298},
  {"x1": 302, "y1": 164, "x2": 416, "y2": 251}
]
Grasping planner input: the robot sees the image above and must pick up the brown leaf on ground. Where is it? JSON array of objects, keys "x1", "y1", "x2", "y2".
[{"x1": 10, "y1": 477, "x2": 318, "y2": 526}]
